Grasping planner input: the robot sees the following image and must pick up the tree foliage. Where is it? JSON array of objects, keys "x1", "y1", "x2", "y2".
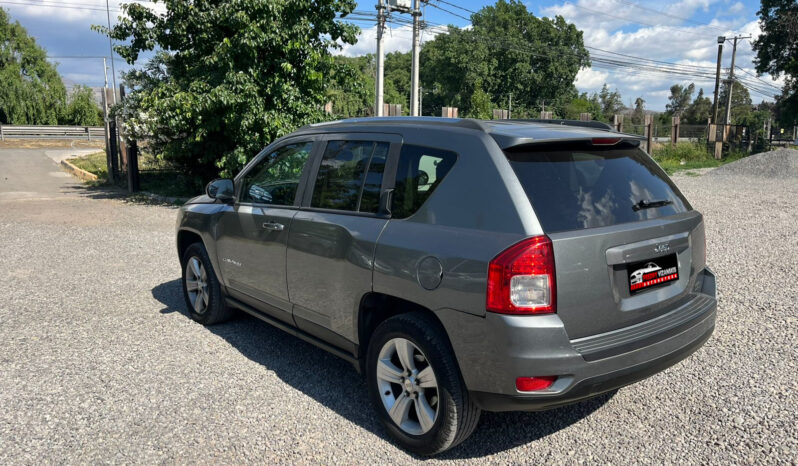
[
  {"x1": 752, "y1": 0, "x2": 798, "y2": 124},
  {"x1": 63, "y1": 85, "x2": 103, "y2": 126},
  {"x1": 665, "y1": 83, "x2": 694, "y2": 117},
  {"x1": 420, "y1": 0, "x2": 588, "y2": 117},
  {"x1": 718, "y1": 81, "x2": 753, "y2": 124},
  {"x1": 99, "y1": 0, "x2": 359, "y2": 179},
  {"x1": 631, "y1": 97, "x2": 646, "y2": 125},
  {"x1": 683, "y1": 88, "x2": 712, "y2": 124},
  {"x1": 0, "y1": 8, "x2": 66, "y2": 125}
]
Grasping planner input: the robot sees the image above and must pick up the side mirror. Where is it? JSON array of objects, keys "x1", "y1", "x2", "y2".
[{"x1": 206, "y1": 178, "x2": 235, "y2": 203}]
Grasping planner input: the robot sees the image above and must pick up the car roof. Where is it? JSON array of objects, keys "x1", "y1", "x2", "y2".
[{"x1": 295, "y1": 117, "x2": 644, "y2": 149}]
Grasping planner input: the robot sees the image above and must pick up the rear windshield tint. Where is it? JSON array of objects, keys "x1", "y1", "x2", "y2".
[{"x1": 505, "y1": 142, "x2": 691, "y2": 233}]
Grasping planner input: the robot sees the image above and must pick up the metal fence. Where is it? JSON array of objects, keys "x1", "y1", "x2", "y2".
[{"x1": 0, "y1": 124, "x2": 105, "y2": 141}]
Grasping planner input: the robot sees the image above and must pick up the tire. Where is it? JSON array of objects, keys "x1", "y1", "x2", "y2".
[
  {"x1": 181, "y1": 242, "x2": 233, "y2": 325},
  {"x1": 366, "y1": 312, "x2": 481, "y2": 456}
]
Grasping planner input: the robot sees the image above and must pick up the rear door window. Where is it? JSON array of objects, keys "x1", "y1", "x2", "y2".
[
  {"x1": 310, "y1": 140, "x2": 389, "y2": 213},
  {"x1": 392, "y1": 145, "x2": 457, "y2": 219},
  {"x1": 505, "y1": 142, "x2": 690, "y2": 233}
]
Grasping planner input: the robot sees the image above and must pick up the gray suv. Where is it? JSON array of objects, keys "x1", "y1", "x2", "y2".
[{"x1": 176, "y1": 117, "x2": 716, "y2": 455}]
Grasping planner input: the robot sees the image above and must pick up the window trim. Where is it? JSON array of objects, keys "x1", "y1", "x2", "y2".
[
  {"x1": 233, "y1": 135, "x2": 322, "y2": 208},
  {"x1": 301, "y1": 132, "x2": 403, "y2": 217}
]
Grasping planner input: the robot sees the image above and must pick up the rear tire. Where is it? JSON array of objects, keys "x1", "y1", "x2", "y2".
[
  {"x1": 366, "y1": 312, "x2": 481, "y2": 455},
  {"x1": 181, "y1": 242, "x2": 232, "y2": 325}
]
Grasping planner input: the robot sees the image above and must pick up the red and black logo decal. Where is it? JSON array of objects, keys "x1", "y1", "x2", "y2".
[{"x1": 628, "y1": 254, "x2": 678, "y2": 294}]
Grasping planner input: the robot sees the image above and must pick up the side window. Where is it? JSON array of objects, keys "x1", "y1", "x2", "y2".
[
  {"x1": 240, "y1": 142, "x2": 313, "y2": 205},
  {"x1": 392, "y1": 145, "x2": 457, "y2": 219},
  {"x1": 311, "y1": 140, "x2": 389, "y2": 213}
]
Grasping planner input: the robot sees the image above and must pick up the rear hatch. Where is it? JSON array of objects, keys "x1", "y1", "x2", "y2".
[{"x1": 504, "y1": 139, "x2": 706, "y2": 339}]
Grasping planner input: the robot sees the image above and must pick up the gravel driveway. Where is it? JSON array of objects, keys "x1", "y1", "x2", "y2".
[{"x1": 0, "y1": 148, "x2": 796, "y2": 464}]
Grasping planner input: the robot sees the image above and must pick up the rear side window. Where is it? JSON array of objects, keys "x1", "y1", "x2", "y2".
[
  {"x1": 506, "y1": 142, "x2": 690, "y2": 233},
  {"x1": 311, "y1": 140, "x2": 389, "y2": 213},
  {"x1": 392, "y1": 145, "x2": 457, "y2": 219}
]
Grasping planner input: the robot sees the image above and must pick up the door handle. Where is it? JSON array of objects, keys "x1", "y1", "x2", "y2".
[{"x1": 262, "y1": 222, "x2": 285, "y2": 231}]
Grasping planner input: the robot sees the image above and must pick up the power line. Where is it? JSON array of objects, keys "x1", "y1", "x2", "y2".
[
  {"x1": 564, "y1": 2, "x2": 717, "y2": 40},
  {"x1": 609, "y1": 0, "x2": 732, "y2": 34},
  {"x1": 734, "y1": 66, "x2": 783, "y2": 91},
  {"x1": 426, "y1": 2, "x2": 471, "y2": 22},
  {"x1": 434, "y1": 0, "x2": 476, "y2": 16}
]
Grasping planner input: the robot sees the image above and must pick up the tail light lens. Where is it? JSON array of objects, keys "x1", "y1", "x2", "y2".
[
  {"x1": 487, "y1": 235, "x2": 556, "y2": 314},
  {"x1": 516, "y1": 376, "x2": 557, "y2": 392}
]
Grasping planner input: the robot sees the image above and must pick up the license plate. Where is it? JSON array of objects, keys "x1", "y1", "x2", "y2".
[{"x1": 628, "y1": 254, "x2": 678, "y2": 294}]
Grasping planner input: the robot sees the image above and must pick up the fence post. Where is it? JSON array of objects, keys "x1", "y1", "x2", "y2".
[
  {"x1": 579, "y1": 113, "x2": 591, "y2": 121},
  {"x1": 127, "y1": 140, "x2": 140, "y2": 193},
  {"x1": 540, "y1": 111, "x2": 552, "y2": 119},
  {"x1": 671, "y1": 116, "x2": 680, "y2": 145},
  {"x1": 613, "y1": 114, "x2": 623, "y2": 132},
  {"x1": 644, "y1": 114, "x2": 654, "y2": 153},
  {"x1": 492, "y1": 109, "x2": 508, "y2": 119},
  {"x1": 0, "y1": 123, "x2": 4, "y2": 142}
]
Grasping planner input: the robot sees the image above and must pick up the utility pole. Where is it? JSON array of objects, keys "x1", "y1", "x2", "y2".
[
  {"x1": 712, "y1": 36, "x2": 724, "y2": 124},
  {"x1": 723, "y1": 35, "x2": 751, "y2": 125},
  {"x1": 410, "y1": 0, "x2": 421, "y2": 116},
  {"x1": 105, "y1": 0, "x2": 118, "y2": 104},
  {"x1": 375, "y1": 0, "x2": 386, "y2": 116}
]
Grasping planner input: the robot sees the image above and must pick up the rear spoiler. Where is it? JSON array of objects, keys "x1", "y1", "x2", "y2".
[{"x1": 511, "y1": 119, "x2": 615, "y2": 131}]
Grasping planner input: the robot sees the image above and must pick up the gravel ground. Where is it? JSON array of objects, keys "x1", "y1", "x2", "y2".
[{"x1": 0, "y1": 148, "x2": 796, "y2": 464}]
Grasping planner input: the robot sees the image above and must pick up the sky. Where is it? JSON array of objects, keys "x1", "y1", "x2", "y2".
[{"x1": 0, "y1": 0, "x2": 785, "y2": 111}]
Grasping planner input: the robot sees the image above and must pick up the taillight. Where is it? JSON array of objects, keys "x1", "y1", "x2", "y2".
[
  {"x1": 487, "y1": 235, "x2": 556, "y2": 314},
  {"x1": 516, "y1": 376, "x2": 557, "y2": 392}
]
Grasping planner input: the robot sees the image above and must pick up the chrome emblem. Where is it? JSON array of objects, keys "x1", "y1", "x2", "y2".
[{"x1": 654, "y1": 243, "x2": 670, "y2": 254}]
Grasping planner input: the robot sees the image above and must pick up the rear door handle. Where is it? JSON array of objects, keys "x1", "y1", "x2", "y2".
[{"x1": 262, "y1": 222, "x2": 285, "y2": 231}]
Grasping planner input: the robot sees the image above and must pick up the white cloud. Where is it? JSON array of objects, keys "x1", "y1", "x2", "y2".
[
  {"x1": 4, "y1": 0, "x2": 165, "y2": 23},
  {"x1": 540, "y1": 0, "x2": 781, "y2": 109},
  {"x1": 728, "y1": 2, "x2": 745, "y2": 14},
  {"x1": 575, "y1": 67, "x2": 609, "y2": 90},
  {"x1": 336, "y1": 23, "x2": 444, "y2": 57}
]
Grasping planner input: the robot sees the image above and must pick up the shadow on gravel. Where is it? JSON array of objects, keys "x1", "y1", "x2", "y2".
[{"x1": 152, "y1": 279, "x2": 615, "y2": 459}]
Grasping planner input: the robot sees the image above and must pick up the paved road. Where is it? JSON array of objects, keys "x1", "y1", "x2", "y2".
[{"x1": 0, "y1": 149, "x2": 795, "y2": 464}]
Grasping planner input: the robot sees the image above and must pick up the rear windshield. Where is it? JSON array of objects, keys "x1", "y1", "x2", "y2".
[{"x1": 506, "y1": 142, "x2": 691, "y2": 233}]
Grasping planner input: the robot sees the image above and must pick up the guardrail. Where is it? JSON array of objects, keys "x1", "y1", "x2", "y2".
[{"x1": 0, "y1": 124, "x2": 105, "y2": 141}]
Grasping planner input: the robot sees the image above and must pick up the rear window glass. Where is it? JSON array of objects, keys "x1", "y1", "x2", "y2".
[
  {"x1": 392, "y1": 145, "x2": 457, "y2": 219},
  {"x1": 506, "y1": 142, "x2": 690, "y2": 233}
]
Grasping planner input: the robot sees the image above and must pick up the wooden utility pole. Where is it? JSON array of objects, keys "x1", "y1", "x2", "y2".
[
  {"x1": 375, "y1": 0, "x2": 385, "y2": 116},
  {"x1": 410, "y1": 0, "x2": 421, "y2": 116},
  {"x1": 613, "y1": 114, "x2": 624, "y2": 132},
  {"x1": 723, "y1": 35, "x2": 751, "y2": 125},
  {"x1": 712, "y1": 37, "x2": 724, "y2": 124},
  {"x1": 671, "y1": 116, "x2": 680, "y2": 145}
]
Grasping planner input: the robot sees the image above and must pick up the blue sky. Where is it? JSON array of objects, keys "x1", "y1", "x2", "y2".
[{"x1": 0, "y1": 0, "x2": 784, "y2": 110}]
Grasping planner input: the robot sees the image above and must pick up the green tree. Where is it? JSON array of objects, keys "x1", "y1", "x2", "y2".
[
  {"x1": 62, "y1": 85, "x2": 102, "y2": 126},
  {"x1": 598, "y1": 83, "x2": 624, "y2": 121},
  {"x1": 328, "y1": 55, "x2": 374, "y2": 118},
  {"x1": 683, "y1": 88, "x2": 712, "y2": 124},
  {"x1": 665, "y1": 83, "x2": 695, "y2": 117},
  {"x1": 0, "y1": 8, "x2": 66, "y2": 124},
  {"x1": 421, "y1": 0, "x2": 588, "y2": 117},
  {"x1": 98, "y1": 0, "x2": 359, "y2": 179},
  {"x1": 468, "y1": 84, "x2": 493, "y2": 119},
  {"x1": 563, "y1": 92, "x2": 601, "y2": 120},
  {"x1": 752, "y1": 0, "x2": 798, "y2": 124},
  {"x1": 718, "y1": 81, "x2": 753, "y2": 124},
  {"x1": 631, "y1": 97, "x2": 646, "y2": 125}
]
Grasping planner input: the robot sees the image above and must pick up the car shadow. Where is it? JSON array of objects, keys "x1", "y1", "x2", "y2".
[{"x1": 152, "y1": 279, "x2": 616, "y2": 459}]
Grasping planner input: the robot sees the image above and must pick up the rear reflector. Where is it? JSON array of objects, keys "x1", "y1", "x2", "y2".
[
  {"x1": 516, "y1": 376, "x2": 557, "y2": 392},
  {"x1": 591, "y1": 137, "x2": 622, "y2": 145},
  {"x1": 487, "y1": 235, "x2": 556, "y2": 314}
]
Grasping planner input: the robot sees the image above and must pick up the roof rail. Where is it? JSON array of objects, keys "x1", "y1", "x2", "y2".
[{"x1": 512, "y1": 119, "x2": 615, "y2": 132}]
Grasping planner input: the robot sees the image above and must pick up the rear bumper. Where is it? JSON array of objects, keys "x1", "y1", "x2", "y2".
[{"x1": 438, "y1": 267, "x2": 717, "y2": 412}]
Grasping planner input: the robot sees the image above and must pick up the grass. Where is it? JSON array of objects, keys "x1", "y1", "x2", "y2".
[
  {"x1": 65, "y1": 151, "x2": 202, "y2": 201},
  {"x1": 650, "y1": 142, "x2": 745, "y2": 175}
]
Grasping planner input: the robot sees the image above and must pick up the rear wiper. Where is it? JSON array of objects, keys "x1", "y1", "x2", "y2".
[{"x1": 633, "y1": 199, "x2": 672, "y2": 211}]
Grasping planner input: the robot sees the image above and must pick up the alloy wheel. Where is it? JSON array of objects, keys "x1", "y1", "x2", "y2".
[
  {"x1": 185, "y1": 256, "x2": 209, "y2": 314},
  {"x1": 376, "y1": 337, "x2": 440, "y2": 435}
]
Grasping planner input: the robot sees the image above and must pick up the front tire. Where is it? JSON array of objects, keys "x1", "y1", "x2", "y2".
[
  {"x1": 181, "y1": 242, "x2": 232, "y2": 325},
  {"x1": 366, "y1": 312, "x2": 481, "y2": 455}
]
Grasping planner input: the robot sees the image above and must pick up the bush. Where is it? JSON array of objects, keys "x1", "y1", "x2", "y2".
[{"x1": 651, "y1": 142, "x2": 709, "y2": 161}]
